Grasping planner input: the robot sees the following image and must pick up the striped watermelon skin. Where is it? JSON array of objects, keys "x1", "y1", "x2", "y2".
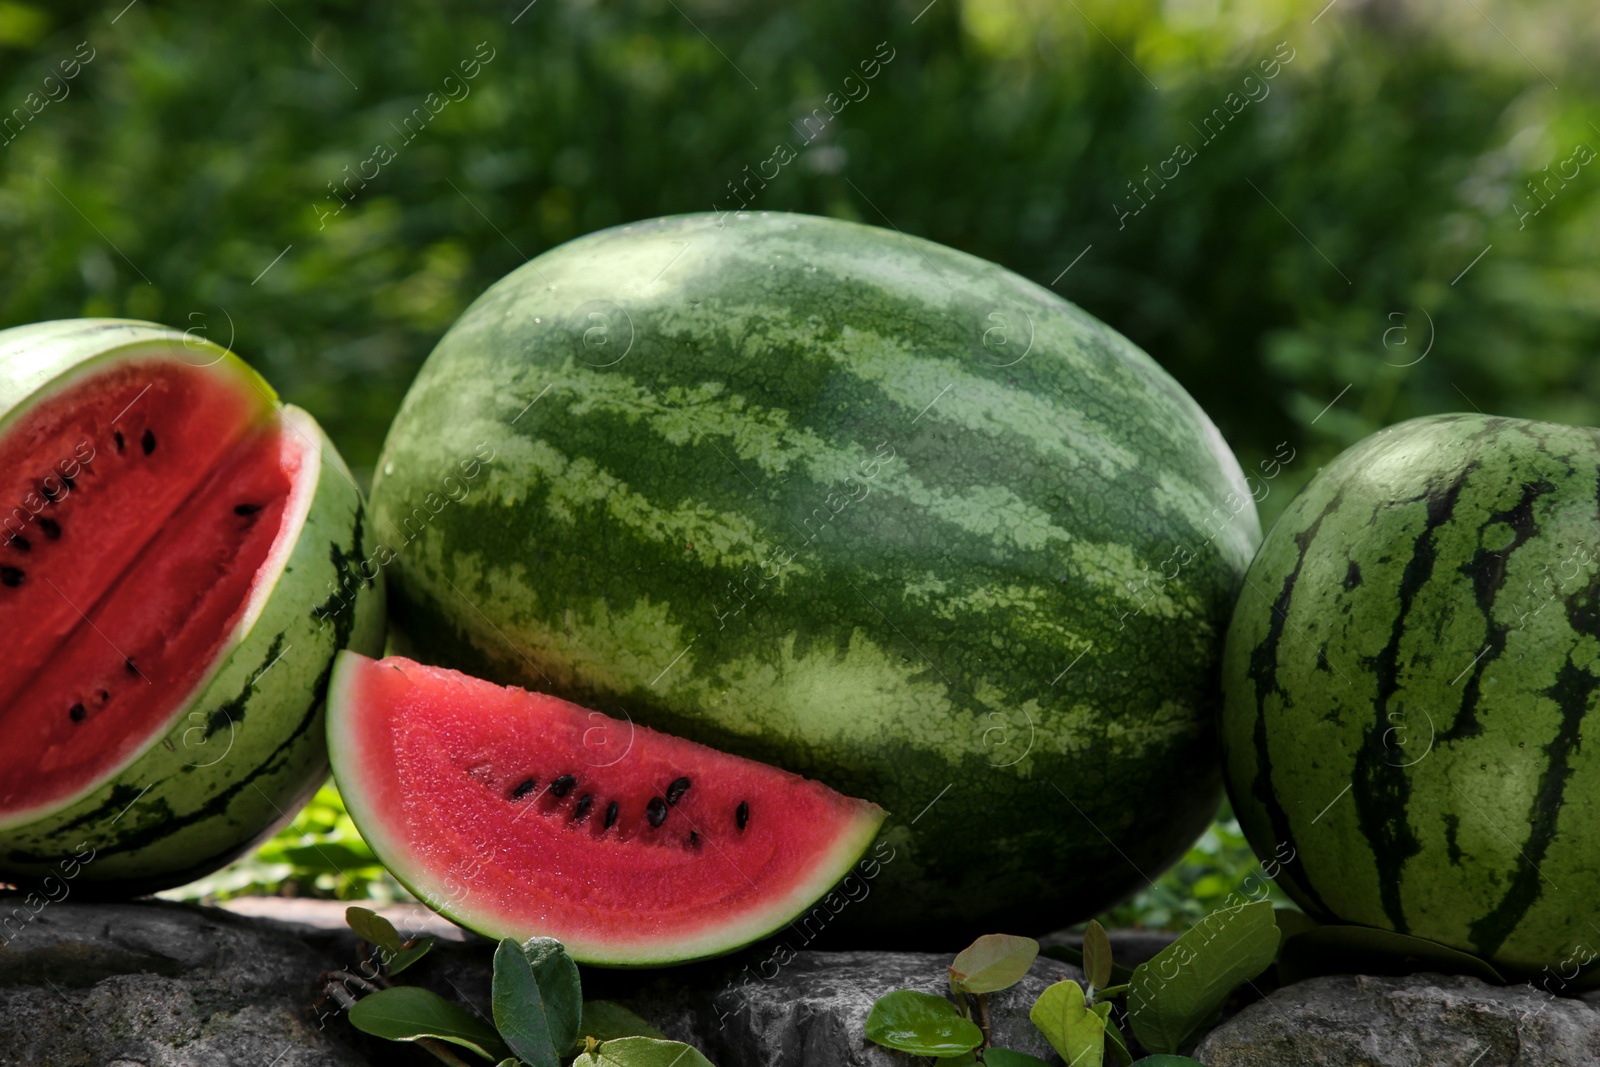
[
  {"x1": 1222, "y1": 413, "x2": 1600, "y2": 972},
  {"x1": 0, "y1": 320, "x2": 387, "y2": 893},
  {"x1": 370, "y1": 212, "x2": 1259, "y2": 937}
]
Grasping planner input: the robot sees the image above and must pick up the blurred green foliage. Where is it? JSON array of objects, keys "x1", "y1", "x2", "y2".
[
  {"x1": 159, "y1": 782, "x2": 407, "y2": 903},
  {"x1": 3, "y1": 0, "x2": 1596, "y2": 512},
  {"x1": 8, "y1": 0, "x2": 1596, "y2": 924},
  {"x1": 1099, "y1": 805, "x2": 1290, "y2": 930}
]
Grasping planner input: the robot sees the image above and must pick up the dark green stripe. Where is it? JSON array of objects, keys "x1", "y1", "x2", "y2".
[
  {"x1": 1351, "y1": 462, "x2": 1478, "y2": 934},
  {"x1": 1436, "y1": 477, "x2": 1551, "y2": 745},
  {"x1": 1246, "y1": 491, "x2": 1340, "y2": 918},
  {"x1": 1468, "y1": 656, "x2": 1594, "y2": 957}
]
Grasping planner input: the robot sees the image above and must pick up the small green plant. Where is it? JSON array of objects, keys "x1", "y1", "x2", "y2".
[
  {"x1": 864, "y1": 903, "x2": 1282, "y2": 1063},
  {"x1": 322, "y1": 906, "x2": 712, "y2": 1067},
  {"x1": 864, "y1": 932, "x2": 1043, "y2": 1064}
]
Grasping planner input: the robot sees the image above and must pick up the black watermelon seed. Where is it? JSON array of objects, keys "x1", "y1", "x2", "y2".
[
  {"x1": 687, "y1": 830, "x2": 700, "y2": 849},
  {"x1": 8, "y1": 534, "x2": 27, "y2": 552},
  {"x1": 38, "y1": 517, "x2": 60, "y2": 540},
  {"x1": 234, "y1": 503, "x2": 262, "y2": 516},
  {"x1": 69, "y1": 703, "x2": 86, "y2": 723},
  {"x1": 646, "y1": 797, "x2": 668, "y2": 828},
  {"x1": 98, "y1": 689, "x2": 109, "y2": 702},
  {"x1": 113, "y1": 431, "x2": 125, "y2": 453},
  {"x1": 736, "y1": 801, "x2": 749, "y2": 831},
  {"x1": 0, "y1": 566, "x2": 22, "y2": 587},
  {"x1": 141, "y1": 429, "x2": 156, "y2": 455},
  {"x1": 573, "y1": 794, "x2": 593, "y2": 821},
  {"x1": 665, "y1": 776, "x2": 691, "y2": 805},
  {"x1": 550, "y1": 774, "x2": 577, "y2": 798},
  {"x1": 40, "y1": 483, "x2": 59, "y2": 503},
  {"x1": 511, "y1": 778, "x2": 536, "y2": 799},
  {"x1": 60, "y1": 475, "x2": 75, "y2": 491},
  {"x1": 125, "y1": 657, "x2": 138, "y2": 675},
  {"x1": 604, "y1": 800, "x2": 620, "y2": 829}
]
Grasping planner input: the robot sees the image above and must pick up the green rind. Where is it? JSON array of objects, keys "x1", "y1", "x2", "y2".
[
  {"x1": 0, "y1": 320, "x2": 386, "y2": 893},
  {"x1": 1221, "y1": 413, "x2": 1600, "y2": 972},
  {"x1": 370, "y1": 212, "x2": 1259, "y2": 937},
  {"x1": 327, "y1": 652, "x2": 886, "y2": 966}
]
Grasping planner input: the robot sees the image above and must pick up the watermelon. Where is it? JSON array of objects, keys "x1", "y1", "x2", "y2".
[
  {"x1": 0, "y1": 319, "x2": 385, "y2": 893},
  {"x1": 328, "y1": 651, "x2": 886, "y2": 964},
  {"x1": 1221, "y1": 413, "x2": 1600, "y2": 972},
  {"x1": 369, "y1": 211, "x2": 1260, "y2": 937}
]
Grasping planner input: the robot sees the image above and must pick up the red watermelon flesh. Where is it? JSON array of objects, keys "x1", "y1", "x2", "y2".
[
  {"x1": 0, "y1": 356, "x2": 302, "y2": 825},
  {"x1": 328, "y1": 653, "x2": 888, "y2": 965}
]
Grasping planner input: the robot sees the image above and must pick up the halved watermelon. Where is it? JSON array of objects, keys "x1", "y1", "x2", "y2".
[
  {"x1": 328, "y1": 652, "x2": 887, "y2": 965},
  {"x1": 0, "y1": 319, "x2": 385, "y2": 892}
]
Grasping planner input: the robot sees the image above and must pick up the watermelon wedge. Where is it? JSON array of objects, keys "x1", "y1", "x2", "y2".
[
  {"x1": 0, "y1": 319, "x2": 384, "y2": 893},
  {"x1": 328, "y1": 652, "x2": 888, "y2": 965}
]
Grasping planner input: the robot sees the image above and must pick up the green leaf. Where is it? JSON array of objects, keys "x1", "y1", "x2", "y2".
[
  {"x1": 520, "y1": 937, "x2": 584, "y2": 1051},
  {"x1": 1127, "y1": 901, "x2": 1280, "y2": 1055},
  {"x1": 1083, "y1": 920, "x2": 1114, "y2": 992},
  {"x1": 1102, "y1": 1013, "x2": 1134, "y2": 1067},
  {"x1": 983, "y1": 1050, "x2": 1053, "y2": 1067},
  {"x1": 949, "y1": 933, "x2": 1040, "y2": 994},
  {"x1": 864, "y1": 989, "x2": 984, "y2": 1057},
  {"x1": 1272, "y1": 907, "x2": 1319, "y2": 941},
  {"x1": 570, "y1": 1036, "x2": 717, "y2": 1066},
  {"x1": 344, "y1": 905, "x2": 435, "y2": 974},
  {"x1": 493, "y1": 938, "x2": 563, "y2": 1067},
  {"x1": 580, "y1": 1001, "x2": 667, "y2": 1043},
  {"x1": 1276, "y1": 924, "x2": 1505, "y2": 986},
  {"x1": 347, "y1": 986, "x2": 511, "y2": 1061},
  {"x1": 387, "y1": 936, "x2": 437, "y2": 976},
  {"x1": 345, "y1": 906, "x2": 403, "y2": 953},
  {"x1": 1028, "y1": 980, "x2": 1104, "y2": 1067}
]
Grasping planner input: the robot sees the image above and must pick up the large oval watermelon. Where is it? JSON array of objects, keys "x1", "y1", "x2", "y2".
[
  {"x1": 1222, "y1": 413, "x2": 1600, "y2": 972},
  {"x1": 0, "y1": 319, "x2": 385, "y2": 893},
  {"x1": 370, "y1": 212, "x2": 1260, "y2": 938}
]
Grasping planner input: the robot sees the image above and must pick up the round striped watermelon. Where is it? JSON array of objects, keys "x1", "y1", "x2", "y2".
[
  {"x1": 370, "y1": 212, "x2": 1260, "y2": 938},
  {"x1": 0, "y1": 319, "x2": 386, "y2": 893},
  {"x1": 1222, "y1": 413, "x2": 1600, "y2": 972}
]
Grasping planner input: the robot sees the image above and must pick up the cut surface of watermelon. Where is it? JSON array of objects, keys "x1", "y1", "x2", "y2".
[
  {"x1": 328, "y1": 652, "x2": 888, "y2": 965},
  {"x1": 0, "y1": 351, "x2": 306, "y2": 826}
]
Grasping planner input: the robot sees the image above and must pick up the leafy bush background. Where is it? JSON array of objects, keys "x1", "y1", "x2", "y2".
[{"x1": 5, "y1": 0, "x2": 1594, "y2": 927}]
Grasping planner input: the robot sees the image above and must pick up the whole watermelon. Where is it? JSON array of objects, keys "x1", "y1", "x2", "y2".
[
  {"x1": 1223, "y1": 413, "x2": 1600, "y2": 972},
  {"x1": 371, "y1": 212, "x2": 1259, "y2": 938}
]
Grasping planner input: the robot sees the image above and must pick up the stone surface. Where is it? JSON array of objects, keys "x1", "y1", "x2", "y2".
[
  {"x1": 1195, "y1": 972, "x2": 1600, "y2": 1067},
  {"x1": 2, "y1": 896, "x2": 1084, "y2": 1066},
  {"x1": 0, "y1": 897, "x2": 371, "y2": 1067},
  {"x1": 20, "y1": 897, "x2": 1599, "y2": 1067}
]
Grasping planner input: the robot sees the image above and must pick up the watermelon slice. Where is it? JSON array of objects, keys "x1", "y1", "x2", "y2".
[
  {"x1": 328, "y1": 652, "x2": 888, "y2": 965},
  {"x1": 0, "y1": 319, "x2": 384, "y2": 892}
]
